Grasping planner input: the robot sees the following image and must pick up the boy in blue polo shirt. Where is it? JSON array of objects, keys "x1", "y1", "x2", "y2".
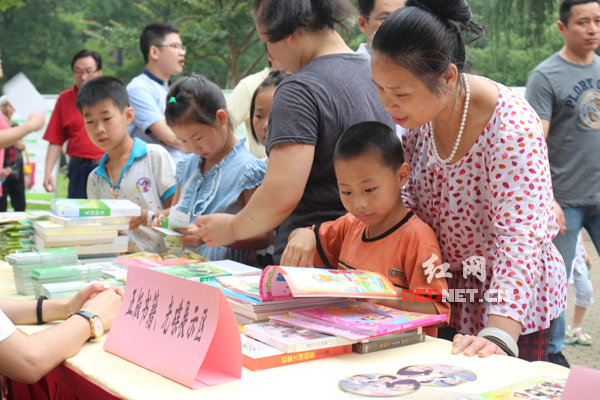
[{"x1": 76, "y1": 76, "x2": 177, "y2": 253}]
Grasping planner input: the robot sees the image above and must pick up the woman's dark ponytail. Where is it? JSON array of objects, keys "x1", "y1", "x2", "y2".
[{"x1": 372, "y1": 0, "x2": 484, "y2": 95}]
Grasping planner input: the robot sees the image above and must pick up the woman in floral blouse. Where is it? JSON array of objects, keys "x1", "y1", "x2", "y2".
[{"x1": 370, "y1": 0, "x2": 566, "y2": 361}]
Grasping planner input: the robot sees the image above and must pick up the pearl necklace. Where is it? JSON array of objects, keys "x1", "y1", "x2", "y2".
[{"x1": 430, "y1": 73, "x2": 470, "y2": 164}]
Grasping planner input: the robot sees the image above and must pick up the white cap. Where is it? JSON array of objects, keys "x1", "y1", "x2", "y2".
[{"x1": 0, "y1": 95, "x2": 9, "y2": 107}]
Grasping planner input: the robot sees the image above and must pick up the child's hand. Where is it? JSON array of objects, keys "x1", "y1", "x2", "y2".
[
  {"x1": 129, "y1": 209, "x2": 148, "y2": 231},
  {"x1": 151, "y1": 215, "x2": 162, "y2": 228},
  {"x1": 175, "y1": 224, "x2": 205, "y2": 248},
  {"x1": 280, "y1": 228, "x2": 316, "y2": 268}
]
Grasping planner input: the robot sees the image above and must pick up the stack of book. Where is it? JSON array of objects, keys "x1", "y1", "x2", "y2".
[
  {"x1": 0, "y1": 212, "x2": 44, "y2": 258},
  {"x1": 30, "y1": 264, "x2": 106, "y2": 298},
  {"x1": 7, "y1": 248, "x2": 79, "y2": 295},
  {"x1": 241, "y1": 326, "x2": 353, "y2": 371},
  {"x1": 31, "y1": 199, "x2": 141, "y2": 260},
  {"x1": 269, "y1": 304, "x2": 432, "y2": 354}
]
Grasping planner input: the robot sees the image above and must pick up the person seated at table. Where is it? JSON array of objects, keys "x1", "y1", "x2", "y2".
[
  {"x1": 281, "y1": 121, "x2": 450, "y2": 337},
  {"x1": 77, "y1": 76, "x2": 177, "y2": 253},
  {"x1": 0, "y1": 282, "x2": 123, "y2": 384}
]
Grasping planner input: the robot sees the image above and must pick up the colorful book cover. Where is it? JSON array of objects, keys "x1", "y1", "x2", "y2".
[
  {"x1": 259, "y1": 266, "x2": 397, "y2": 302},
  {"x1": 152, "y1": 264, "x2": 231, "y2": 282},
  {"x1": 217, "y1": 274, "x2": 263, "y2": 301},
  {"x1": 51, "y1": 199, "x2": 141, "y2": 218},
  {"x1": 114, "y1": 257, "x2": 197, "y2": 269},
  {"x1": 244, "y1": 321, "x2": 348, "y2": 353},
  {"x1": 199, "y1": 260, "x2": 261, "y2": 275},
  {"x1": 203, "y1": 279, "x2": 259, "y2": 303},
  {"x1": 459, "y1": 376, "x2": 566, "y2": 399},
  {"x1": 241, "y1": 334, "x2": 352, "y2": 372},
  {"x1": 289, "y1": 301, "x2": 447, "y2": 336}
]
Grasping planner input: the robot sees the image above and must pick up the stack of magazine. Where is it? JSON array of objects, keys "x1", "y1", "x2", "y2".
[
  {"x1": 223, "y1": 266, "x2": 445, "y2": 370},
  {"x1": 7, "y1": 248, "x2": 79, "y2": 295},
  {"x1": 32, "y1": 199, "x2": 140, "y2": 260}
]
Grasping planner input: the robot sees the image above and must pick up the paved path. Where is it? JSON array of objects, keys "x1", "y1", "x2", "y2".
[{"x1": 562, "y1": 236, "x2": 600, "y2": 370}]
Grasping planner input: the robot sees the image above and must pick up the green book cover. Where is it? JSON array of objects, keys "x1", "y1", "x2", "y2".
[
  {"x1": 52, "y1": 199, "x2": 141, "y2": 218},
  {"x1": 153, "y1": 265, "x2": 231, "y2": 282}
]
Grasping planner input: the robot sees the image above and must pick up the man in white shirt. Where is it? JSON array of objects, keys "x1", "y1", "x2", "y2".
[
  {"x1": 357, "y1": 0, "x2": 406, "y2": 58},
  {"x1": 128, "y1": 23, "x2": 188, "y2": 165}
]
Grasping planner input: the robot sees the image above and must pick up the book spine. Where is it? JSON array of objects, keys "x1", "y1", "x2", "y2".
[
  {"x1": 292, "y1": 336, "x2": 339, "y2": 353},
  {"x1": 243, "y1": 344, "x2": 352, "y2": 372},
  {"x1": 352, "y1": 333, "x2": 425, "y2": 354},
  {"x1": 243, "y1": 327, "x2": 291, "y2": 352},
  {"x1": 361, "y1": 328, "x2": 421, "y2": 343}
]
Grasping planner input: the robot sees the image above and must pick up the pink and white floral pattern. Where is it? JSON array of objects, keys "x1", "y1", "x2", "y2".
[{"x1": 402, "y1": 81, "x2": 567, "y2": 335}]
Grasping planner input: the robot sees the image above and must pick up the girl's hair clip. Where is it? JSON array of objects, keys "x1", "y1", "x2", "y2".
[{"x1": 168, "y1": 96, "x2": 177, "y2": 103}]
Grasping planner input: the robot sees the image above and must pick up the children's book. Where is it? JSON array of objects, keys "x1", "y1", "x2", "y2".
[
  {"x1": 152, "y1": 265, "x2": 231, "y2": 282},
  {"x1": 289, "y1": 301, "x2": 447, "y2": 336},
  {"x1": 259, "y1": 266, "x2": 397, "y2": 301},
  {"x1": 33, "y1": 220, "x2": 129, "y2": 234},
  {"x1": 244, "y1": 321, "x2": 353, "y2": 353},
  {"x1": 217, "y1": 274, "x2": 263, "y2": 301},
  {"x1": 51, "y1": 199, "x2": 141, "y2": 218},
  {"x1": 269, "y1": 314, "x2": 422, "y2": 342},
  {"x1": 241, "y1": 334, "x2": 352, "y2": 371},
  {"x1": 114, "y1": 257, "x2": 197, "y2": 269},
  {"x1": 37, "y1": 230, "x2": 118, "y2": 242},
  {"x1": 459, "y1": 376, "x2": 566, "y2": 400},
  {"x1": 44, "y1": 210, "x2": 132, "y2": 227}
]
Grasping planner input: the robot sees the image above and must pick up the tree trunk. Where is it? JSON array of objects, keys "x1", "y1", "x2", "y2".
[{"x1": 226, "y1": 39, "x2": 240, "y2": 89}]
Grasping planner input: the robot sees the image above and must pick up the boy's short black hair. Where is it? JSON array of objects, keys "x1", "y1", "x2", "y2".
[
  {"x1": 76, "y1": 76, "x2": 129, "y2": 113},
  {"x1": 140, "y1": 23, "x2": 181, "y2": 63},
  {"x1": 560, "y1": 0, "x2": 600, "y2": 25},
  {"x1": 71, "y1": 49, "x2": 102, "y2": 71},
  {"x1": 334, "y1": 121, "x2": 404, "y2": 171}
]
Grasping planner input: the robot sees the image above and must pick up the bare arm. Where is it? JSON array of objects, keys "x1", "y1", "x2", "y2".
[
  {"x1": 44, "y1": 144, "x2": 63, "y2": 192},
  {"x1": 539, "y1": 118, "x2": 566, "y2": 233},
  {"x1": 148, "y1": 120, "x2": 188, "y2": 153},
  {"x1": 0, "y1": 113, "x2": 45, "y2": 149},
  {"x1": 0, "y1": 284, "x2": 123, "y2": 384},
  {"x1": 195, "y1": 143, "x2": 315, "y2": 247},
  {"x1": 541, "y1": 119, "x2": 550, "y2": 140}
]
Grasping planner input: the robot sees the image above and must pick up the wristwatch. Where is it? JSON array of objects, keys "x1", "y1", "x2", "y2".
[
  {"x1": 146, "y1": 210, "x2": 156, "y2": 227},
  {"x1": 68, "y1": 310, "x2": 104, "y2": 340}
]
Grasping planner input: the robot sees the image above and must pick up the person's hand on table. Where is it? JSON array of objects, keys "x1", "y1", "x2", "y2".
[
  {"x1": 281, "y1": 228, "x2": 316, "y2": 267},
  {"x1": 175, "y1": 224, "x2": 205, "y2": 248},
  {"x1": 80, "y1": 288, "x2": 124, "y2": 331},
  {"x1": 451, "y1": 333, "x2": 508, "y2": 358},
  {"x1": 195, "y1": 213, "x2": 237, "y2": 248},
  {"x1": 554, "y1": 201, "x2": 566, "y2": 235},
  {"x1": 67, "y1": 282, "x2": 124, "y2": 317}
]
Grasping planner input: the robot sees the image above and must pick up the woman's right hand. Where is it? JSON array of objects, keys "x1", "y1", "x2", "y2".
[
  {"x1": 554, "y1": 201, "x2": 566, "y2": 235},
  {"x1": 26, "y1": 112, "x2": 46, "y2": 132},
  {"x1": 280, "y1": 228, "x2": 316, "y2": 268},
  {"x1": 81, "y1": 287, "x2": 124, "y2": 331}
]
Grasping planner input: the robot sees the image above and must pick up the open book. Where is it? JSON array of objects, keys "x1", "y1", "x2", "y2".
[{"x1": 217, "y1": 266, "x2": 398, "y2": 302}]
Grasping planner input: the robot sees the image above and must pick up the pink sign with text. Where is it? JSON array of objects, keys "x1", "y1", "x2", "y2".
[{"x1": 104, "y1": 266, "x2": 242, "y2": 389}]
